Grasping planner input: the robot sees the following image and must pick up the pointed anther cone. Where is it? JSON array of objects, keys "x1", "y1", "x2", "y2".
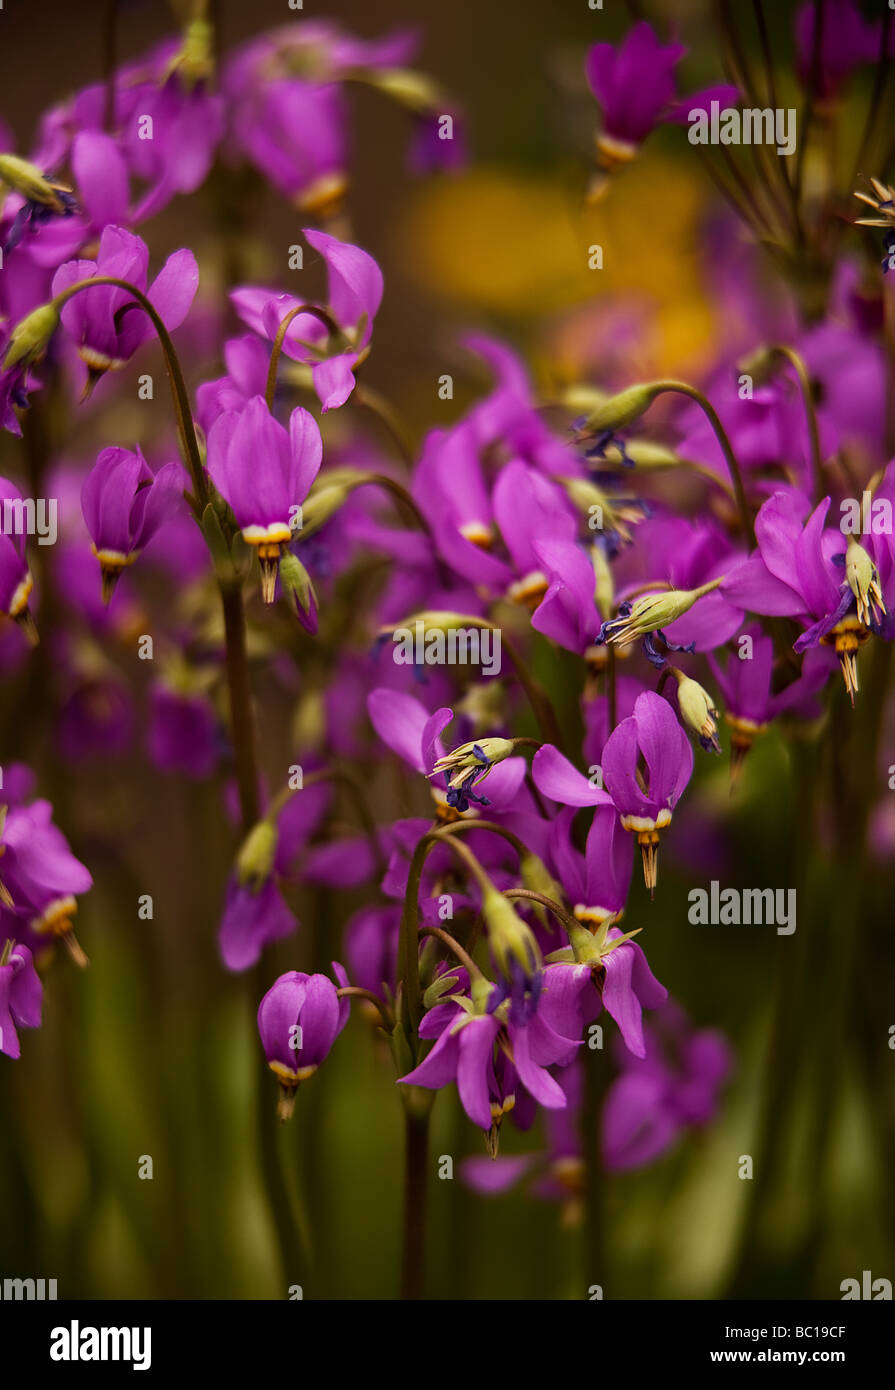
[
  {"x1": 61, "y1": 930, "x2": 89, "y2": 969},
  {"x1": 637, "y1": 830, "x2": 660, "y2": 899},
  {"x1": 277, "y1": 1083, "x2": 297, "y2": 1123},
  {"x1": 258, "y1": 554, "x2": 280, "y2": 606},
  {"x1": 729, "y1": 735, "x2": 752, "y2": 793},
  {"x1": 13, "y1": 607, "x2": 39, "y2": 646}
]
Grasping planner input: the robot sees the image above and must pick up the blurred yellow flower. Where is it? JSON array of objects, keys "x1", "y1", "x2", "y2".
[{"x1": 398, "y1": 156, "x2": 718, "y2": 377}]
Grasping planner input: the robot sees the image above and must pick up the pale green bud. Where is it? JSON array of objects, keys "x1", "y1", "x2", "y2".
[
  {"x1": 0, "y1": 154, "x2": 67, "y2": 209},
  {"x1": 236, "y1": 819, "x2": 278, "y2": 890},
  {"x1": 431, "y1": 737, "x2": 515, "y2": 790},
  {"x1": 606, "y1": 579, "x2": 722, "y2": 644},
  {"x1": 299, "y1": 468, "x2": 372, "y2": 537},
  {"x1": 845, "y1": 537, "x2": 886, "y2": 629},
  {"x1": 480, "y1": 888, "x2": 541, "y2": 981},
  {"x1": 519, "y1": 853, "x2": 564, "y2": 927},
  {"x1": 583, "y1": 382, "x2": 663, "y2": 433},
  {"x1": 675, "y1": 673, "x2": 721, "y2": 753},
  {"x1": 278, "y1": 551, "x2": 316, "y2": 622},
  {"x1": 363, "y1": 67, "x2": 444, "y2": 114},
  {"x1": 2, "y1": 301, "x2": 60, "y2": 371}
]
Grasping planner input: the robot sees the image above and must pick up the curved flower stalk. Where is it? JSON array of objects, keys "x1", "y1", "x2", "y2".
[{"x1": 232, "y1": 230, "x2": 383, "y2": 412}]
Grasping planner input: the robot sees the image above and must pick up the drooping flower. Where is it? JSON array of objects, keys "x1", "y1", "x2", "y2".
[
  {"x1": 399, "y1": 984, "x2": 579, "y2": 1151},
  {"x1": 707, "y1": 624, "x2": 834, "y2": 780},
  {"x1": 231, "y1": 230, "x2": 383, "y2": 412},
  {"x1": 206, "y1": 395, "x2": 322, "y2": 603},
  {"x1": 0, "y1": 941, "x2": 42, "y2": 1059},
  {"x1": 0, "y1": 477, "x2": 37, "y2": 637},
  {"x1": 258, "y1": 964, "x2": 350, "y2": 1119},
  {"x1": 148, "y1": 683, "x2": 219, "y2": 779},
  {"x1": 603, "y1": 1002, "x2": 733, "y2": 1170},
  {"x1": 539, "y1": 920, "x2": 667, "y2": 1059},
  {"x1": 601, "y1": 691, "x2": 694, "y2": 894},
  {"x1": 0, "y1": 798, "x2": 93, "y2": 965},
  {"x1": 721, "y1": 490, "x2": 885, "y2": 703},
  {"x1": 585, "y1": 22, "x2": 738, "y2": 178},
  {"x1": 81, "y1": 446, "x2": 185, "y2": 600},
  {"x1": 52, "y1": 225, "x2": 199, "y2": 391},
  {"x1": 548, "y1": 805, "x2": 634, "y2": 929}
]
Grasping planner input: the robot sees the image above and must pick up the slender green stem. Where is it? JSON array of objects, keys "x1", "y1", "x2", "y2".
[
  {"x1": 401, "y1": 1107, "x2": 430, "y2": 1299},
  {"x1": 265, "y1": 303, "x2": 337, "y2": 410},
  {"x1": 649, "y1": 381, "x2": 754, "y2": 542},
  {"x1": 418, "y1": 925, "x2": 483, "y2": 980},
  {"x1": 354, "y1": 383, "x2": 415, "y2": 469},
  {"x1": 502, "y1": 887, "x2": 577, "y2": 935},
  {"x1": 53, "y1": 276, "x2": 207, "y2": 508},
  {"x1": 220, "y1": 583, "x2": 260, "y2": 832},
  {"x1": 336, "y1": 985, "x2": 393, "y2": 1028}
]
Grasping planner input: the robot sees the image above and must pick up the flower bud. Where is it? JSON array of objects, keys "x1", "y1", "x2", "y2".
[
  {"x1": 364, "y1": 67, "x2": 444, "y2": 114},
  {"x1": 675, "y1": 673, "x2": 721, "y2": 753},
  {"x1": 845, "y1": 537, "x2": 886, "y2": 630},
  {"x1": 519, "y1": 853, "x2": 564, "y2": 926},
  {"x1": 604, "y1": 440, "x2": 683, "y2": 470},
  {"x1": 592, "y1": 545, "x2": 615, "y2": 620},
  {"x1": 164, "y1": 18, "x2": 214, "y2": 90},
  {"x1": 2, "y1": 301, "x2": 60, "y2": 371},
  {"x1": 0, "y1": 154, "x2": 68, "y2": 209},
  {"x1": 257, "y1": 966, "x2": 349, "y2": 1120},
  {"x1": 582, "y1": 382, "x2": 663, "y2": 433},
  {"x1": 431, "y1": 737, "x2": 514, "y2": 791},
  {"x1": 278, "y1": 551, "x2": 317, "y2": 629},
  {"x1": 235, "y1": 819, "x2": 278, "y2": 890},
  {"x1": 481, "y1": 887, "x2": 541, "y2": 982},
  {"x1": 299, "y1": 468, "x2": 371, "y2": 538},
  {"x1": 602, "y1": 580, "x2": 721, "y2": 646}
]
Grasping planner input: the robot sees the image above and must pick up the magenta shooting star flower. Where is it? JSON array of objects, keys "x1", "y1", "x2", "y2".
[
  {"x1": 539, "y1": 921, "x2": 668, "y2": 1061},
  {"x1": 601, "y1": 691, "x2": 693, "y2": 894},
  {"x1": 258, "y1": 963, "x2": 349, "y2": 1119},
  {"x1": 0, "y1": 941, "x2": 42, "y2": 1059},
  {"x1": 81, "y1": 445, "x2": 185, "y2": 601},
  {"x1": 52, "y1": 225, "x2": 199, "y2": 393},
  {"x1": 206, "y1": 394, "x2": 322, "y2": 603},
  {"x1": 399, "y1": 985, "x2": 580, "y2": 1154},
  {"x1": 0, "y1": 476, "x2": 37, "y2": 638},
  {"x1": 0, "y1": 796, "x2": 93, "y2": 966},
  {"x1": 231, "y1": 229, "x2": 383, "y2": 412},
  {"x1": 721, "y1": 489, "x2": 892, "y2": 703},
  {"x1": 585, "y1": 21, "x2": 738, "y2": 179}
]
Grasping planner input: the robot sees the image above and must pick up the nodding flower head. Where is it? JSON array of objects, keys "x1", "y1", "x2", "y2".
[
  {"x1": 601, "y1": 690, "x2": 693, "y2": 896},
  {"x1": 844, "y1": 537, "x2": 886, "y2": 632},
  {"x1": 53, "y1": 226, "x2": 199, "y2": 390},
  {"x1": 430, "y1": 737, "x2": 514, "y2": 811},
  {"x1": 480, "y1": 887, "x2": 543, "y2": 1024},
  {"x1": 81, "y1": 446, "x2": 184, "y2": 602},
  {"x1": 597, "y1": 582, "x2": 722, "y2": 657},
  {"x1": 206, "y1": 395, "x2": 322, "y2": 603},
  {"x1": 0, "y1": 940, "x2": 42, "y2": 1059},
  {"x1": 257, "y1": 964, "x2": 349, "y2": 1120},
  {"x1": 674, "y1": 672, "x2": 722, "y2": 754},
  {"x1": 0, "y1": 153, "x2": 78, "y2": 252}
]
